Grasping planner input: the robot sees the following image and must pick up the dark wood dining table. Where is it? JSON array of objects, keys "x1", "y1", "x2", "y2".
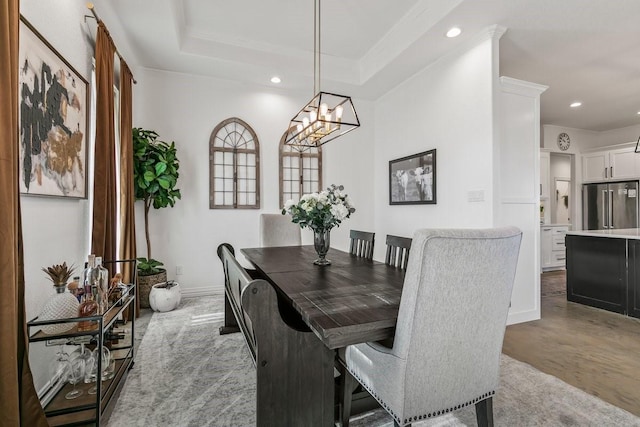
[
  {"x1": 241, "y1": 245, "x2": 406, "y2": 349},
  {"x1": 239, "y1": 245, "x2": 406, "y2": 426}
]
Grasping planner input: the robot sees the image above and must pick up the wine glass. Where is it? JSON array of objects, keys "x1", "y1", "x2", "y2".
[
  {"x1": 64, "y1": 357, "x2": 84, "y2": 400},
  {"x1": 48, "y1": 343, "x2": 70, "y2": 388},
  {"x1": 87, "y1": 351, "x2": 98, "y2": 395},
  {"x1": 88, "y1": 346, "x2": 111, "y2": 394}
]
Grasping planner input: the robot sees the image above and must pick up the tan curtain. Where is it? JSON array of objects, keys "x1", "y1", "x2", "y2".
[
  {"x1": 91, "y1": 22, "x2": 117, "y2": 263},
  {"x1": 119, "y1": 60, "x2": 138, "y2": 316},
  {"x1": 0, "y1": 1, "x2": 48, "y2": 425}
]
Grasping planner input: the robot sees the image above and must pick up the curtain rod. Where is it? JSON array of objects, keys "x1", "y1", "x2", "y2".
[{"x1": 86, "y1": 2, "x2": 137, "y2": 84}]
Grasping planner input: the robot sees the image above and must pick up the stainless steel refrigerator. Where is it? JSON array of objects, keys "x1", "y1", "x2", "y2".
[{"x1": 583, "y1": 181, "x2": 639, "y2": 230}]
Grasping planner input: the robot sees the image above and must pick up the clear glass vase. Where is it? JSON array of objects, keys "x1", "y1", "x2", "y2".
[{"x1": 313, "y1": 229, "x2": 331, "y2": 266}]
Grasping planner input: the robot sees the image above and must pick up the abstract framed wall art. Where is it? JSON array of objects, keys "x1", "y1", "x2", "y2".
[
  {"x1": 18, "y1": 17, "x2": 89, "y2": 198},
  {"x1": 389, "y1": 149, "x2": 436, "y2": 205}
]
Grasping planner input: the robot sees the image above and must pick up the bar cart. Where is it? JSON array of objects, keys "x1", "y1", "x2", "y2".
[{"x1": 27, "y1": 259, "x2": 136, "y2": 426}]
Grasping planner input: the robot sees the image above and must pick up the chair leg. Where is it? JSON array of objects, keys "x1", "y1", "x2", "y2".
[
  {"x1": 475, "y1": 397, "x2": 494, "y2": 427},
  {"x1": 338, "y1": 365, "x2": 358, "y2": 427}
]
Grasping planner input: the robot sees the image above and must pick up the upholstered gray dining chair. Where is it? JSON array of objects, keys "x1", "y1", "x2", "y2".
[
  {"x1": 339, "y1": 227, "x2": 522, "y2": 427},
  {"x1": 260, "y1": 213, "x2": 301, "y2": 247},
  {"x1": 349, "y1": 229, "x2": 375, "y2": 260},
  {"x1": 385, "y1": 234, "x2": 412, "y2": 269}
]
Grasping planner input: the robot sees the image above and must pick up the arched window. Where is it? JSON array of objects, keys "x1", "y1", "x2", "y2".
[
  {"x1": 279, "y1": 131, "x2": 322, "y2": 208},
  {"x1": 210, "y1": 118, "x2": 260, "y2": 209}
]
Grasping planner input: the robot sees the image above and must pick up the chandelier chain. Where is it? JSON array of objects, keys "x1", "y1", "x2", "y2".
[{"x1": 313, "y1": 0, "x2": 321, "y2": 95}]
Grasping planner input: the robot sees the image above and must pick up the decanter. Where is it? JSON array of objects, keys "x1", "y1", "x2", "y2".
[
  {"x1": 78, "y1": 255, "x2": 99, "y2": 331},
  {"x1": 95, "y1": 257, "x2": 110, "y2": 313}
]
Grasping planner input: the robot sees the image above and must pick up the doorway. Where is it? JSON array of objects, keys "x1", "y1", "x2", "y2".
[
  {"x1": 549, "y1": 153, "x2": 573, "y2": 226},
  {"x1": 554, "y1": 178, "x2": 571, "y2": 224}
]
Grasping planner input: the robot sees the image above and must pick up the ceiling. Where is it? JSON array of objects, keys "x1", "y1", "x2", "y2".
[{"x1": 103, "y1": 0, "x2": 640, "y2": 132}]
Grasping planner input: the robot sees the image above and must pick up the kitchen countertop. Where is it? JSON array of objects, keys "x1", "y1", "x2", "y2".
[
  {"x1": 540, "y1": 224, "x2": 571, "y2": 227},
  {"x1": 566, "y1": 228, "x2": 640, "y2": 240}
]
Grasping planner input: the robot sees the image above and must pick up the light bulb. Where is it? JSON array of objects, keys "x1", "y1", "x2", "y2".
[
  {"x1": 310, "y1": 110, "x2": 317, "y2": 123},
  {"x1": 335, "y1": 105, "x2": 343, "y2": 121},
  {"x1": 319, "y1": 103, "x2": 328, "y2": 116},
  {"x1": 446, "y1": 27, "x2": 461, "y2": 38}
]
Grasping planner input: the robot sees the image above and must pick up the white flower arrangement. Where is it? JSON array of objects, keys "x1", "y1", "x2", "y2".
[{"x1": 282, "y1": 184, "x2": 356, "y2": 232}]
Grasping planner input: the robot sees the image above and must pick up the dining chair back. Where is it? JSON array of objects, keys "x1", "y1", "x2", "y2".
[
  {"x1": 384, "y1": 235, "x2": 412, "y2": 269},
  {"x1": 349, "y1": 230, "x2": 375, "y2": 260},
  {"x1": 340, "y1": 227, "x2": 523, "y2": 427},
  {"x1": 260, "y1": 213, "x2": 301, "y2": 247}
]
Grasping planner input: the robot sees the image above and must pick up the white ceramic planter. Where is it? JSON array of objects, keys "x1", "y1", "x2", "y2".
[{"x1": 149, "y1": 281, "x2": 181, "y2": 312}]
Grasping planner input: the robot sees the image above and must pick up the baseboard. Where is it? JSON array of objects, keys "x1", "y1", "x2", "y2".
[
  {"x1": 37, "y1": 344, "x2": 82, "y2": 406},
  {"x1": 38, "y1": 371, "x2": 64, "y2": 407},
  {"x1": 180, "y1": 286, "x2": 224, "y2": 298},
  {"x1": 507, "y1": 308, "x2": 540, "y2": 325}
]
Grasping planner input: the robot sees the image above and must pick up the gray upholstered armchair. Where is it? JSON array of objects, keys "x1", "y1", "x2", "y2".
[
  {"x1": 259, "y1": 213, "x2": 301, "y2": 247},
  {"x1": 339, "y1": 227, "x2": 522, "y2": 427}
]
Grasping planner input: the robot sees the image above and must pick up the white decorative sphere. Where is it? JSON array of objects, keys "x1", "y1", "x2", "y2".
[
  {"x1": 39, "y1": 289, "x2": 79, "y2": 334},
  {"x1": 149, "y1": 282, "x2": 181, "y2": 312}
]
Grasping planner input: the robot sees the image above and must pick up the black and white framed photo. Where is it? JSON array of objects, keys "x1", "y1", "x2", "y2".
[
  {"x1": 18, "y1": 16, "x2": 89, "y2": 198},
  {"x1": 389, "y1": 149, "x2": 436, "y2": 205}
]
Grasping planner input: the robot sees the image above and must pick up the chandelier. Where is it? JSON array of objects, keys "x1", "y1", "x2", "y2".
[{"x1": 285, "y1": 0, "x2": 360, "y2": 147}]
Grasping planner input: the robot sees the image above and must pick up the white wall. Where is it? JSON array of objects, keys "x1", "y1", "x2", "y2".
[
  {"x1": 542, "y1": 124, "x2": 599, "y2": 153},
  {"x1": 372, "y1": 33, "x2": 497, "y2": 262},
  {"x1": 598, "y1": 124, "x2": 640, "y2": 147},
  {"x1": 134, "y1": 68, "x2": 375, "y2": 296},
  {"x1": 372, "y1": 30, "x2": 541, "y2": 325},
  {"x1": 543, "y1": 123, "x2": 640, "y2": 152}
]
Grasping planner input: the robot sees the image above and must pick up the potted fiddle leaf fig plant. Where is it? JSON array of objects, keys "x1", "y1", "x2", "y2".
[{"x1": 133, "y1": 127, "x2": 181, "y2": 307}]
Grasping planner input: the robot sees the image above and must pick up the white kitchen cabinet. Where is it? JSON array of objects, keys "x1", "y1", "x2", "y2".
[
  {"x1": 582, "y1": 151, "x2": 607, "y2": 182},
  {"x1": 609, "y1": 148, "x2": 638, "y2": 180},
  {"x1": 582, "y1": 146, "x2": 639, "y2": 182},
  {"x1": 541, "y1": 225, "x2": 568, "y2": 271}
]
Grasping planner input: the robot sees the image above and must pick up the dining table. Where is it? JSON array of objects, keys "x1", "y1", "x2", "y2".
[{"x1": 240, "y1": 245, "x2": 406, "y2": 425}]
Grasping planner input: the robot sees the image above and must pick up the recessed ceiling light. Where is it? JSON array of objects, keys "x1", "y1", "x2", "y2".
[
  {"x1": 446, "y1": 27, "x2": 462, "y2": 38},
  {"x1": 570, "y1": 102, "x2": 582, "y2": 108},
  {"x1": 270, "y1": 76, "x2": 281, "y2": 84},
  {"x1": 637, "y1": 111, "x2": 640, "y2": 115}
]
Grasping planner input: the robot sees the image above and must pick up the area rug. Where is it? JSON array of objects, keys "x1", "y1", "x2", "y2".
[{"x1": 106, "y1": 295, "x2": 640, "y2": 427}]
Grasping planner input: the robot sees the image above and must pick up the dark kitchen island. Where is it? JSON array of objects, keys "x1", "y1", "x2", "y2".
[{"x1": 566, "y1": 229, "x2": 640, "y2": 318}]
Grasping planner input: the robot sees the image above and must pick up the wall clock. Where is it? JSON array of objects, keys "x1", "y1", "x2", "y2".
[{"x1": 557, "y1": 133, "x2": 570, "y2": 151}]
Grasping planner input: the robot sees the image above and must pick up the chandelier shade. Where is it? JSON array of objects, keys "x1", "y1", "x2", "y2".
[{"x1": 285, "y1": 91, "x2": 360, "y2": 147}]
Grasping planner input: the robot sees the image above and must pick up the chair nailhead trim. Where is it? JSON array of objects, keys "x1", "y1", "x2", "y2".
[{"x1": 347, "y1": 366, "x2": 495, "y2": 426}]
